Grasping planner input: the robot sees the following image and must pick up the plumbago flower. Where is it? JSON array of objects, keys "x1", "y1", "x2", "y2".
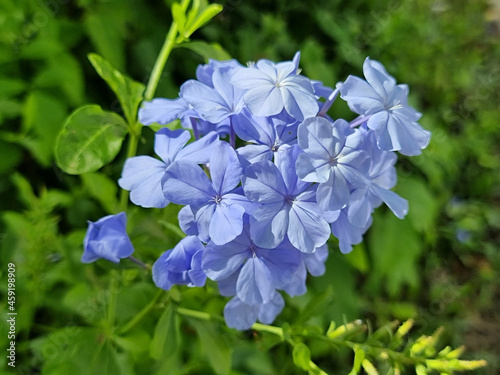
[
  {"x1": 83, "y1": 53, "x2": 430, "y2": 330},
  {"x1": 118, "y1": 128, "x2": 218, "y2": 208},
  {"x1": 82, "y1": 212, "x2": 134, "y2": 263},
  {"x1": 340, "y1": 57, "x2": 431, "y2": 156}
]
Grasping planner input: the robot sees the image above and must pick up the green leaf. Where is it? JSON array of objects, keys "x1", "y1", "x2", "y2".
[
  {"x1": 21, "y1": 91, "x2": 67, "y2": 166},
  {"x1": 88, "y1": 53, "x2": 145, "y2": 126},
  {"x1": 34, "y1": 54, "x2": 84, "y2": 106},
  {"x1": 295, "y1": 285, "x2": 334, "y2": 325},
  {"x1": 172, "y1": 2, "x2": 187, "y2": 36},
  {"x1": 81, "y1": 172, "x2": 119, "y2": 214},
  {"x1": 90, "y1": 340, "x2": 121, "y2": 375},
  {"x1": 396, "y1": 176, "x2": 439, "y2": 242},
  {"x1": 190, "y1": 319, "x2": 232, "y2": 375},
  {"x1": 368, "y1": 211, "x2": 422, "y2": 297},
  {"x1": 55, "y1": 105, "x2": 128, "y2": 175},
  {"x1": 0, "y1": 140, "x2": 22, "y2": 173},
  {"x1": 150, "y1": 303, "x2": 178, "y2": 359},
  {"x1": 184, "y1": 3, "x2": 223, "y2": 38},
  {"x1": 179, "y1": 41, "x2": 231, "y2": 62},
  {"x1": 85, "y1": 7, "x2": 126, "y2": 72},
  {"x1": 292, "y1": 343, "x2": 311, "y2": 371},
  {"x1": 0, "y1": 77, "x2": 25, "y2": 97}
]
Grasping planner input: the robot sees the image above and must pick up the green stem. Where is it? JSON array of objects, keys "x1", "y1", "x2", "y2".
[
  {"x1": 119, "y1": 0, "x2": 190, "y2": 211},
  {"x1": 251, "y1": 323, "x2": 284, "y2": 339},
  {"x1": 117, "y1": 289, "x2": 164, "y2": 335},
  {"x1": 177, "y1": 307, "x2": 225, "y2": 323},
  {"x1": 143, "y1": 0, "x2": 190, "y2": 102}
]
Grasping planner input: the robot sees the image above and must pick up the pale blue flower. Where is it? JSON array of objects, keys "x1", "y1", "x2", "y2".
[
  {"x1": 152, "y1": 236, "x2": 206, "y2": 290},
  {"x1": 340, "y1": 57, "x2": 431, "y2": 156},
  {"x1": 163, "y1": 142, "x2": 255, "y2": 245},
  {"x1": 118, "y1": 128, "x2": 218, "y2": 208},
  {"x1": 82, "y1": 212, "x2": 134, "y2": 263},
  {"x1": 231, "y1": 59, "x2": 319, "y2": 121},
  {"x1": 295, "y1": 117, "x2": 369, "y2": 212},
  {"x1": 242, "y1": 145, "x2": 331, "y2": 253}
]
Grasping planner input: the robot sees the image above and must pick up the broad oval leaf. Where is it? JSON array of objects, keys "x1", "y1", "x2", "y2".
[{"x1": 55, "y1": 105, "x2": 128, "y2": 175}]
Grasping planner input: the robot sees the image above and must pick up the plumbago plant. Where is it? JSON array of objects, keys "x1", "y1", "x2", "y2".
[{"x1": 54, "y1": 1, "x2": 486, "y2": 374}]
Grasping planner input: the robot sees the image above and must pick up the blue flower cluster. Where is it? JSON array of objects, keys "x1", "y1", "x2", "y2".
[{"x1": 83, "y1": 53, "x2": 430, "y2": 330}]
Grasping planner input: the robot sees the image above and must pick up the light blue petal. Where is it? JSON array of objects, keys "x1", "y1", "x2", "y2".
[
  {"x1": 347, "y1": 188, "x2": 373, "y2": 228},
  {"x1": 257, "y1": 244, "x2": 302, "y2": 289},
  {"x1": 223, "y1": 192, "x2": 260, "y2": 215},
  {"x1": 163, "y1": 160, "x2": 214, "y2": 205},
  {"x1": 210, "y1": 142, "x2": 242, "y2": 196},
  {"x1": 282, "y1": 263, "x2": 307, "y2": 297},
  {"x1": 118, "y1": 156, "x2": 169, "y2": 208},
  {"x1": 154, "y1": 128, "x2": 191, "y2": 165},
  {"x1": 250, "y1": 203, "x2": 289, "y2": 249},
  {"x1": 295, "y1": 153, "x2": 330, "y2": 183},
  {"x1": 188, "y1": 250, "x2": 207, "y2": 287},
  {"x1": 177, "y1": 131, "x2": 219, "y2": 164},
  {"x1": 139, "y1": 97, "x2": 189, "y2": 125},
  {"x1": 363, "y1": 57, "x2": 396, "y2": 99},
  {"x1": 237, "y1": 255, "x2": 274, "y2": 305},
  {"x1": 274, "y1": 144, "x2": 302, "y2": 194},
  {"x1": 180, "y1": 79, "x2": 230, "y2": 123},
  {"x1": 232, "y1": 112, "x2": 274, "y2": 145},
  {"x1": 178, "y1": 205, "x2": 198, "y2": 236},
  {"x1": 209, "y1": 203, "x2": 245, "y2": 245},
  {"x1": 194, "y1": 203, "x2": 216, "y2": 243},
  {"x1": 231, "y1": 66, "x2": 274, "y2": 89},
  {"x1": 340, "y1": 76, "x2": 385, "y2": 115},
  {"x1": 316, "y1": 170, "x2": 350, "y2": 211},
  {"x1": 281, "y1": 80, "x2": 319, "y2": 121},
  {"x1": 212, "y1": 67, "x2": 245, "y2": 113},
  {"x1": 297, "y1": 117, "x2": 337, "y2": 159},
  {"x1": 202, "y1": 240, "x2": 249, "y2": 280},
  {"x1": 304, "y1": 244, "x2": 329, "y2": 276},
  {"x1": 331, "y1": 210, "x2": 371, "y2": 254},
  {"x1": 243, "y1": 85, "x2": 283, "y2": 117},
  {"x1": 369, "y1": 185, "x2": 408, "y2": 219},
  {"x1": 223, "y1": 296, "x2": 257, "y2": 330},
  {"x1": 257, "y1": 292, "x2": 285, "y2": 324},
  {"x1": 243, "y1": 160, "x2": 286, "y2": 203},
  {"x1": 237, "y1": 144, "x2": 273, "y2": 168},
  {"x1": 288, "y1": 201, "x2": 331, "y2": 253}
]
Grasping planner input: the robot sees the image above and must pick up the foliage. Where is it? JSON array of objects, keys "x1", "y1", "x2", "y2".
[{"x1": 0, "y1": 0, "x2": 498, "y2": 374}]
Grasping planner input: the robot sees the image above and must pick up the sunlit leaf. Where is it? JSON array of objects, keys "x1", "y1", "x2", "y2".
[{"x1": 55, "y1": 105, "x2": 128, "y2": 175}]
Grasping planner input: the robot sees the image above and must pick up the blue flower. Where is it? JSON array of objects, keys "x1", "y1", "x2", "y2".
[
  {"x1": 234, "y1": 110, "x2": 298, "y2": 167},
  {"x1": 152, "y1": 236, "x2": 206, "y2": 290},
  {"x1": 180, "y1": 66, "x2": 246, "y2": 124},
  {"x1": 202, "y1": 220, "x2": 302, "y2": 305},
  {"x1": 163, "y1": 142, "x2": 255, "y2": 245},
  {"x1": 345, "y1": 128, "x2": 408, "y2": 227},
  {"x1": 340, "y1": 57, "x2": 431, "y2": 156},
  {"x1": 295, "y1": 117, "x2": 369, "y2": 212},
  {"x1": 231, "y1": 58, "x2": 319, "y2": 121},
  {"x1": 118, "y1": 128, "x2": 218, "y2": 208},
  {"x1": 82, "y1": 212, "x2": 134, "y2": 263},
  {"x1": 242, "y1": 145, "x2": 331, "y2": 253}
]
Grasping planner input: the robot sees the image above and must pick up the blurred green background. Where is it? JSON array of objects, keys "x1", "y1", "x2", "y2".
[{"x1": 0, "y1": 0, "x2": 499, "y2": 374}]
